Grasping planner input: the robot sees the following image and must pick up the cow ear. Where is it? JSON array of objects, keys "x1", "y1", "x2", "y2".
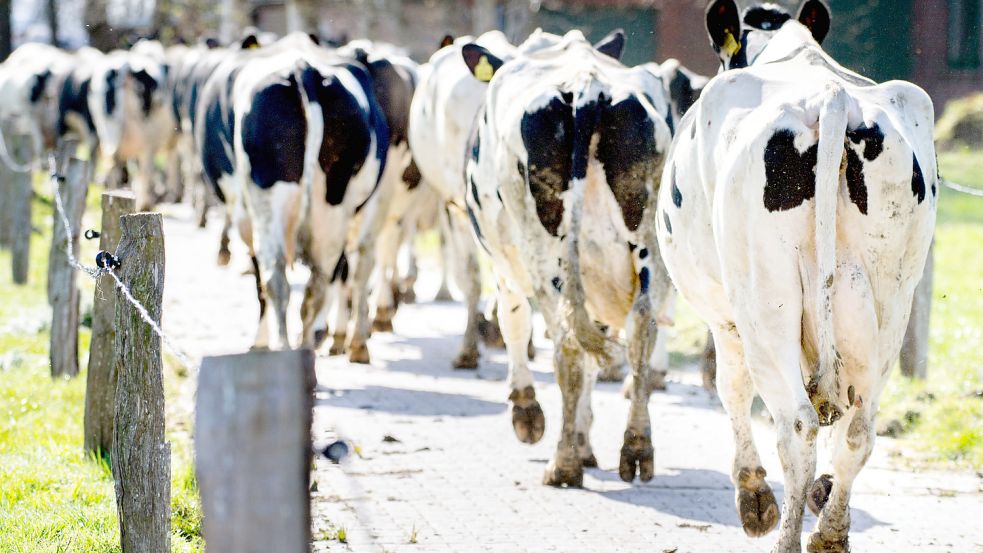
[
  {"x1": 705, "y1": 0, "x2": 741, "y2": 55},
  {"x1": 462, "y1": 44, "x2": 503, "y2": 83},
  {"x1": 593, "y1": 28, "x2": 626, "y2": 60},
  {"x1": 439, "y1": 34, "x2": 454, "y2": 49},
  {"x1": 240, "y1": 34, "x2": 260, "y2": 50},
  {"x1": 797, "y1": 0, "x2": 831, "y2": 44}
]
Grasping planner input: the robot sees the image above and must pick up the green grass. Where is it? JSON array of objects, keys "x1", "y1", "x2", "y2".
[
  {"x1": 0, "y1": 179, "x2": 202, "y2": 551},
  {"x1": 874, "y1": 150, "x2": 983, "y2": 469}
]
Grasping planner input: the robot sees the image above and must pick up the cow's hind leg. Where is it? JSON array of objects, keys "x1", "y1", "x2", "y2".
[
  {"x1": 444, "y1": 210, "x2": 480, "y2": 369},
  {"x1": 713, "y1": 325, "x2": 779, "y2": 537},
  {"x1": 619, "y1": 292, "x2": 658, "y2": 483},
  {"x1": 300, "y1": 266, "x2": 329, "y2": 349},
  {"x1": 497, "y1": 281, "x2": 544, "y2": 444},
  {"x1": 807, "y1": 399, "x2": 875, "y2": 553},
  {"x1": 543, "y1": 335, "x2": 584, "y2": 487},
  {"x1": 576, "y1": 360, "x2": 598, "y2": 467}
]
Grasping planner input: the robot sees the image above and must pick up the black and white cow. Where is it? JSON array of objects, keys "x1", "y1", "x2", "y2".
[
  {"x1": 0, "y1": 42, "x2": 73, "y2": 168},
  {"x1": 657, "y1": 1, "x2": 937, "y2": 551},
  {"x1": 228, "y1": 33, "x2": 390, "y2": 352},
  {"x1": 88, "y1": 44, "x2": 172, "y2": 210},
  {"x1": 57, "y1": 47, "x2": 106, "y2": 165},
  {"x1": 462, "y1": 29, "x2": 675, "y2": 486}
]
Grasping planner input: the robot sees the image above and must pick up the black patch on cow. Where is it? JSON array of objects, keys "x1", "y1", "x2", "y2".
[
  {"x1": 104, "y1": 69, "x2": 118, "y2": 116},
  {"x1": 331, "y1": 252, "x2": 349, "y2": 284},
  {"x1": 466, "y1": 203, "x2": 490, "y2": 253},
  {"x1": 727, "y1": 31, "x2": 751, "y2": 69},
  {"x1": 668, "y1": 69, "x2": 701, "y2": 123},
  {"x1": 30, "y1": 70, "x2": 51, "y2": 104},
  {"x1": 664, "y1": 111, "x2": 674, "y2": 137},
  {"x1": 639, "y1": 266, "x2": 650, "y2": 293},
  {"x1": 845, "y1": 147, "x2": 868, "y2": 215},
  {"x1": 250, "y1": 255, "x2": 267, "y2": 321},
  {"x1": 911, "y1": 154, "x2": 926, "y2": 204},
  {"x1": 469, "y1": 174, "x2": 481, "y2": 209},
  {"x1": 299, "y1": 64, "x2": 383, "y2": 205},
  {"x1": 551, "y1": 276, "x2": 563, "y2": 292},
  {"x1": 663, "y1": 210, "x2": 672, "y2": 234},
  {"x1": 241, "y1": 74, "x2": 306, "y2": 189},
  {"x1": 743, "y1": 6, "x2": 791, "y2": 30},
  {"x1": 846, "y1": 123, "x2": 884, "y2": 161},
  {"x1": 200, "y1": 87, "x2": 232, "y2": 202},
  {"x1": 131, "y1": 69, "x2": 158, "y2": 116},
  {"x1": 366, "y1": 58, "x2": 412, "y2": 146},
  {"x1": 763, "y1": 129, "x2": 818, "y2": 212},
  {"x1": 519, "y1": 96, "x2": 573, "y2": 236},
  {"x1": 597, "y1": 95, "x2": 656, "y2": 232},
  {"x1": 58, "y1": 72, "x2": 95, "y2": 136},
  {"x1": 670, "y1": 166, "x2": 683, "y2": 208},
  {"x1": 639, "y1": 248, "x2": 649, "y2": 259},
  {"x1": 402, "y1": 158, "x2": 422, "y2": 190}
]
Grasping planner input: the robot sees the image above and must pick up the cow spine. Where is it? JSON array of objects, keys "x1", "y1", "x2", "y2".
[{"x1": 812, "y1": 83, "x2": 848, "y2": 414}]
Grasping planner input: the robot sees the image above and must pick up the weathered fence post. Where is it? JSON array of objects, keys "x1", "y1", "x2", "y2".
[
  {"x1": 48, "y1": 158, "x2": 88, "y2": 378},
  {"x1": 196, "y1": 350, "x2": 315, "y2": 553},
  {"x1": 901, "y1": 242, "x2": 934, "y2": 379},
  {"x1": 83, "y1": 190, "x2": 135, "y2": 457},
  {"x1": 9, "y1": 133, "x2": 33, "y2": 284},
  {"x1": 110, "y1": 213, "x2": 170, "y2": 553}
]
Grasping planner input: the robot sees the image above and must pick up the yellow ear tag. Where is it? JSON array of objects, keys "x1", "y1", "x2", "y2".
[
  {"x1": 723, "y1": 30, "x2": 741, "y2": 57},
  {"x1": 475, "y1": 55, "x2": 494, "y2": 82}
]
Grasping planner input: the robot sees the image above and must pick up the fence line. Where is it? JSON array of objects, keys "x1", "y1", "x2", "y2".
[{"x1": 48, "y1": 156, "x2": 197, "y2": 372}]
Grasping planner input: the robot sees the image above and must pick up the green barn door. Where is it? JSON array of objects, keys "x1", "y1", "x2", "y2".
[
  {"x1": 534, "y1": 7, "x2": 658, "y2": 68},
  {"x1": 823, "y1": 0, "x2": 915, "y2": 82}
]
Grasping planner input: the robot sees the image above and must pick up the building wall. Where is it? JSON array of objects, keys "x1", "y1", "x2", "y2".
[{"x1": 912, "y1": 0, "x2": 983, "y2": 111}]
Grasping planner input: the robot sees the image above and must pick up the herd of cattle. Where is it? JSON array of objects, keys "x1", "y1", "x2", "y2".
[{"x1": 0, "y1": 0, "x2": 938, "y2": 551}]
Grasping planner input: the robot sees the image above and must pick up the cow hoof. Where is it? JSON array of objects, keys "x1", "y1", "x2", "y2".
[
  {"x1": 543, "y1": 460, "x2": 583, "y2": 488},
  {"x1": 650, "y1": 369, "x2": 668, "y2": 392},
  {"x1": 434, "y1": 286, "x2": 454, "y2": 302},
  {"x1": 478, "y1": 316, "x2": 505, "y2": 349},
  {"x1": 736, "y1": 466, "x2": 780, "y2": 538},
  {"x1": 807, "y1": 532, "x2": 849, "y2": 553},
  {"x1": 807, "y1": 474, "x2": 834, "y2": 516},
  {"x1": 581, "y1": 453, "x2": 598, "y2": 468},
  {"x1": 372, "y1": 317, "x2": 394, "y2": 333},
  {"x1": 597, "y1": 363, "x2": 625, "y2": 383},
  {"x1": 618, "y1": 429, "x2": 654, "y2": 483},
  {"x1": 217, "y1": 249, "x2": 231, "y2": 267},
  {"x1": 400, "y1": 288, "x2": 416, "y2": 304},
  {"x1": 452, "y1": 349, "x2": 479, "y2": 370},
  {"x1": 509, "y1": 386, "x2": 544, "y2": 444},
  {"x1": 348, "y1": 343, "x2": 370, "y2": 364},
  {"x1": 328, "y1": 334, "x2": 347, "y2": 356}
]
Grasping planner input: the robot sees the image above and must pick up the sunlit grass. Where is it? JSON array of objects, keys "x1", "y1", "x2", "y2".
[{"x1": 0, "y1": 177, "x2": 203, "y2": 551}]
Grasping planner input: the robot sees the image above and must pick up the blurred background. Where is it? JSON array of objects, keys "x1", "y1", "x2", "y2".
[{"x1": 0, "y1": 0, "x2": 980, "y2": 109}]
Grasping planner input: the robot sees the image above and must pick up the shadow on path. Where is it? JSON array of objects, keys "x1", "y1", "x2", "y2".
[{"x1": 315, "y1": 385, "x2": 506, "y2": 417}]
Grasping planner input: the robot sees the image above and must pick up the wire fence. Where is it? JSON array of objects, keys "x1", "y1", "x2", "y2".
[{"x1": 48, "y1": 154, "x2": 198, "y2": 372}]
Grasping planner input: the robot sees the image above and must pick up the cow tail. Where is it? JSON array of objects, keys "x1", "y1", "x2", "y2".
[
  {"x1": 562, "y1": 77, "x2": 612, "y2": 365},
  {"x1": 294, "y1": 60, "x2": 324, "y2": 249},
  {"x1": 811, "y1": 83, "x2": 848, "y2": 421}
]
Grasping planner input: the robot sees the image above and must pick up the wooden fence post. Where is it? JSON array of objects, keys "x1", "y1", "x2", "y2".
[
  {"x1": 901, "y1": 242, "x2": 934, "y2": 379},
  {"x1": 196, "y1": 350, "x2": 315, "y2": 553},
  {"x1": 83, "y1": 190, "x2": 135, "y2": 457},
  {"x1": 48, "y1": 157, "x2": 88, "y2": 378},
  {"x1": 9, "y1": 133, "x2": 33, "y2": 284},
  {"x1": 110, "y1": 213, "x2": 170, "y2": 553}
]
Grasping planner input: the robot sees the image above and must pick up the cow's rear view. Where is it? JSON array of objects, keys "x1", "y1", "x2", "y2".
[{"x1": 657, "y1": 2, "x2": 937, "y2": 551}]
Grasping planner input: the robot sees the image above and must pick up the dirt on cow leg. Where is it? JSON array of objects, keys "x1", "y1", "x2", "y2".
[
  {"x1": 477, "y1": 309, "x2": 506, "y2": 349},
  {"x1": 509, "y1": 386, "x2": 545, "y2": 444},
  {"x1": 736, "y1": 466, "x2": 780, "y2": 538},
  {"x1": 544, "y1": 338, "x2": 585, "y2": 488}
]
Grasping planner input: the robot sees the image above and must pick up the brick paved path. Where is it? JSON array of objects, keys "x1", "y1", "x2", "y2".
[{"x1": 159, "y1": 208, "x2": 983, "y2": 553}]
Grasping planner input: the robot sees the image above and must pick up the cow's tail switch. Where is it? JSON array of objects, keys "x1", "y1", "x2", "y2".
[{"x1": 810, "y1": 82, "x2": 848, "y2": 425}]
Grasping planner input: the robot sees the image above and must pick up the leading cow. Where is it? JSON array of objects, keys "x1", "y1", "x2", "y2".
[{"x1": 657, "y1": 1, "x2": 937, "y2": 551}]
